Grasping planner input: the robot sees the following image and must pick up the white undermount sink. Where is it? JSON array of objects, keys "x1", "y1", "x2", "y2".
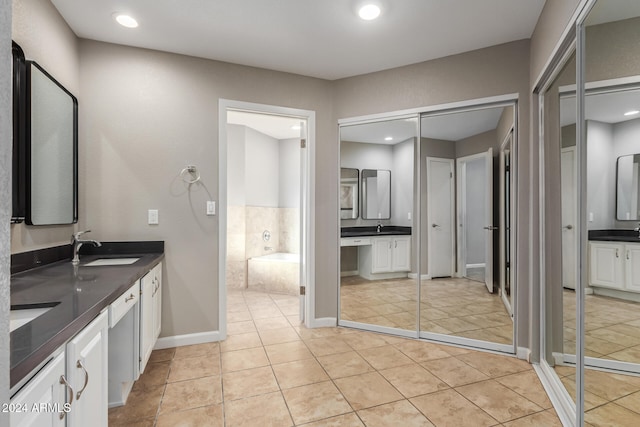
[
  {"x1": 10, "y1": 306, "x2": 56, "y2": 332},
  {"x1": 84, "y1": 257, "x2": 140, "y2": 267}
]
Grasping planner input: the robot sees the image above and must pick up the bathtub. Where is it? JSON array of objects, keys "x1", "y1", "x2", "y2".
[{"x1": 247, "y1": 252, "x2": 300, "y2": 295}]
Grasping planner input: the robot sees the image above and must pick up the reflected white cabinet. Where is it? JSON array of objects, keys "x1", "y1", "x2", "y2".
[
  {"x1": 66, "y1": 311, "x2": 108, "y2": 427},
  {"x1": 589, "y1": 242, "x2": 640, "y2": 293},
  {"x1": 10, "y1": 351, "x2": 67, "y2": 427},
  {"x1": 360, "y1": 236, "x2": 411, "y2": 279},
  {"x1": 140, "y1": 262, "x2": 162, "y2": 374}
]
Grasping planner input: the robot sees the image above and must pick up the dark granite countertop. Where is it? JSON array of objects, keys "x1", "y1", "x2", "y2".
[
  {"x1": 588, "y1": 229, "x2": 640, "y2": 243},
  {"x1": 10, "y1": 242, "x2": 164, "y2": 388},
  {"x1": 341, "y1": 226, "x2": 412, "y2": 238}
]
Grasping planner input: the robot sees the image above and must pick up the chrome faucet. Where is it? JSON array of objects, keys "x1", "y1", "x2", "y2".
[
  {"x1": 376, "y1": 221, "x2": 384, "y2": 233},
  {"x1": 71, "y1": 230, "x2": 101, "y2": 265}
]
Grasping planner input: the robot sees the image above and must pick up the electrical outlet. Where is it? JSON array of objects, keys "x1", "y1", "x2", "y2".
[
  {"x1": 206, "y1": 201, "x2": 216, "y2": 216},
  {"x1": 148, "y1": 209, "x2": 159, "y2": 225}
]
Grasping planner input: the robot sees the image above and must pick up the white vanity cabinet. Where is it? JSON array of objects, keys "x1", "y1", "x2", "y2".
[
  {"x1": 65, "y1": 311, "x2": 109, "y2": 427},
  {"x1": 358, "y1": 236, "x2": 411, "y2": 279},
  {"x1": 589, "y1": 241, "x2": 640, "y2": 293},
  {"x1": 10, "y1": 351, "x2": 67, "y2": 427},
  {"x1": 140, "y1": 262, "x2": 162, "y2": 374}
]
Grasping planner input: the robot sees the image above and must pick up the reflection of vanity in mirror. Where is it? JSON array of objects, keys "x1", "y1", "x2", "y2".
[
  {"x1": 340, "y1": 168, "x2": 359, "y2": 219},
  {"x1": 361, "y1": 169, "x2": 391, "y2": 219},
  {"x1": 617, "y1": 154, "x2": 640, "y2": 220}
]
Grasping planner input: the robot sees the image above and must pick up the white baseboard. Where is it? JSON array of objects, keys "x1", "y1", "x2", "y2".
[
  {"x1": 340, "y1": 270, "x2": 359, "y2": 277},
  {"x1": 517, "y1": 347, "x2": 531, "y2": 362},
  {"x1": 309, "y1": 317, "x2": 337, "y2": 328},
  {"x1": 154, "y1": 331, "x2": 222, "y2": 349},
  {"x1": 466, "y1": 263, "x2": 486, "y2": 269},
  {"x1": 408, "y1": 273, "x2": 431, "y2": 280}
]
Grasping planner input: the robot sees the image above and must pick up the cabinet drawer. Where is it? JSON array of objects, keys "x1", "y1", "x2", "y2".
[
  {"x1": 109, "y1": 282, "x2": 139, "y2": 328},
  {"x1": 341, "y1": 237, "x2": 371, "y2": 247}
]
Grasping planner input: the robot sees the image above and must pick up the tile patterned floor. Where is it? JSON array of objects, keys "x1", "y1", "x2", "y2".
[
  {"x1": 341, "y1": 277, "x2": 513, "y2": 345},
  {"x1": 109, "y1": 290, "x2": 557, "y2": 426}
]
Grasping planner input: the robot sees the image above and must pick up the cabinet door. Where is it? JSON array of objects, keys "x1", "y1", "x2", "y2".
[
  {"x1": 371, "y1": 238, "x2": 392, "y2": 273},
  {"x1": 392, "y1": 237, "x2": 411, "y2": 272},
  {"x1": 589, "y1": 242, "x2": 624, "y2": 289},
  {"x1": 11, "y1": 351, "x2": 67, "y2": 427},
  {"x1": 625, "y1": 244, "x2": 640, "y2": 292},
  {"x1": 66, "y1": 311, "x2": 108, "y2": 427},
  {"x1": 153, "y1": 262, "x2": 162, "y2": 340},
  {"x1": 140, "y1": 270, "x2": 155, "y2": 374}
]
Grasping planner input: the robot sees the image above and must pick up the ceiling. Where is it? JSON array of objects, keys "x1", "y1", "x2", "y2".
[
  {"x1": 51, "y1": 0, "x2": 546, "y2": 80},
  {"x1": 560, "y1": 89, "x2": 640, "y2": 127},
  {"x1": 421, "y1": 107, "x2": 505, "y2": 141},
  {"x1": 341, "y1": 118, "x2": 418, "y2": 145},
  {"x1": 227, "y1": 111, "x2": 303, "y2": 140}
]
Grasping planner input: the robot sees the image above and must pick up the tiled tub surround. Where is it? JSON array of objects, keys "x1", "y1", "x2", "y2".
[
  {"x1": 227, "y1": 205, "x2": 300, "y2": 290},
  {"x1": 110, "y1": 289, "x2": 561, "y2": 426},
  {"x1": 247, "y1": 253, "x2": 300, "y2": 295},
  {"x1": 9, "y1": 241, "x2": 164, "y2": 388}
]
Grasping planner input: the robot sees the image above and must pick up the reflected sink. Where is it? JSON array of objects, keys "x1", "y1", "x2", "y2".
[
  {"x1": 10, "y1": 303, "x2": 59, "y2": 332},
  {"x1": 83, "y1": 257, "x2": 140, "y2": 267}
]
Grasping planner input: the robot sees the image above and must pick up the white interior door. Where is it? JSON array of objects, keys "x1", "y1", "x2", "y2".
[
  {"x1": 483, "y1": 148, "x2": 494, "y2": 293},
  {"x1": 427, "y1": 157, "x2": 454, "y2": 278},
  {"x1": 561, "y1": 146, "x2": 577, "y2": 290}
]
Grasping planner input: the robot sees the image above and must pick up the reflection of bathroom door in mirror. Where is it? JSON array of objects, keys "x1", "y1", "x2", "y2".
[
  {"x1": 339, "y1": 117, "x2": 418, "y2": 335},
  {"x1": 561, "y1": 146, "x2": 577, "y2": 290},
  {"x1": 427, "y1": 157, "x2": 454, "y2": 278},
  {"x1": 456, "y1": 149, "x2": 493, "y2": 292},
  {"x1": 420, "y1": 105, "x2": 514, "y2": 351},
  {"x1": 499, "y1": 132, "x2": 514, "y2": 315}
]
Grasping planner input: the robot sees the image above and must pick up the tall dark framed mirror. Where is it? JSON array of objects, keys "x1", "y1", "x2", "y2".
[
  {"x1": 12, "y1": 41, "x2": 26, "y2": 223},
  {"x1": 25, "y1": 61, "x2": 78, "y2": 225}
]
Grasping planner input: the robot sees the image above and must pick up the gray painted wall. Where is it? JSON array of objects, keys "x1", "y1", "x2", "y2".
[
  {"x1": 245, "y1": 127, "x2": 279, "y2": 207},
  {"x1": 1, "y1": 0, "x2": 12, "y2": 419},
  {"x1": 227, "y1": 124, "x2": 246, "y2": 206},
  {"x1": 587, "y1": 120, "x2": 616, "y2": 230},
  {"x1": 279, "y1": 138, "x2": 301, "y2": 209},
  {"x1": 465, "y1": 157, "x2": 487, "y2": 265},
  {"x1": 391, "y1": 138, "x2": 414, "y2": 228}
]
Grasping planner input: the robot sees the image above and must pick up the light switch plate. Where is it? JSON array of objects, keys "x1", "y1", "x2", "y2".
[
  {"x1": 148, "y1": 209, "x2": 159, "y2": 225},
  {"x1": 206, "y1": 201, "x2": 216, "y2": 216}
]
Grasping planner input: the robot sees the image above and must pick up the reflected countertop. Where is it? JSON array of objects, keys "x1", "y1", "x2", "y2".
[
  {"x1": 341, "y1": 226, "x2": 412, "y2": 238},
  {"x1": 10, "y1": 242, "x2": 164, "y2": 389},
  {"x1": 588, "y1": 229, "x2": 640, "y2": 243}
]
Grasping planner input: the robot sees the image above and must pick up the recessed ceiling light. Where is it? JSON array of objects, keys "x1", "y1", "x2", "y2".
[
  {"x1": 291, "y1": 125, "x2": 301, "y2": 130},
  {"x1": 358, "y1": 4, "x2": 381, "y2": 21},
  {"x1": 113, "y1": 13, "x2": 139, "y2": 28},
  {"x1": 384, "y1": 136, "x2": 393, "y2": 141},
  {"x1": 624, "y1": 110, "x2": 640, "y2": 116}
]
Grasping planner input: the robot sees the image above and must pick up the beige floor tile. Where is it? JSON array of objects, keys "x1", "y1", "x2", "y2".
[
  {"x1": 272, "y1": 358, "x2": 329, "y2": 389},
  {"x1": 305, "y1": 337, "x2": 352, "y2": 357},
  {"x1": 265, "y1": 340, "x2": 313, "y2": 364},
  {"x1": 394, "y1": 340, "x2": 453, "y2": 362},
  {"x1": 220, "y1": 331, "x2": 262, "y2": 352},
  {"x1": 133, "y1": 361, "x2": 170, "y2": 391},
  {"x1": 410, "y1": 389, "x2": 499, "y2": 427},
  {"x1": 107, "y1": 417, "x2": 155, "y2": 427},
  {"x1": 258, "y1": 326, "x2": 301, "y2": 345},
  {"x1": 455, "y1": 352, "x2": 530, "y2": 378},
  {"x1": 221, "y1": 347, "x2": 270, "y2": 372},
  {"x1": 156, "y1": 404, "x2": 224, "y2": 427},
  {"x1": 334, "y1": 372, "x2": 403, "y2": 410},
  {"x1": 607, "y1": 345, "x2": 640, "y2": 363},
  {"x1": 583, "y1": 369, "x2": 640, "y2": 401},
  {"x1": 585, "y1": 402, "x2": 640, "y2": 427},
  {"x1": 224, "y1": 391, "x2": 293, "y2": 427},
  {"x1": 149, "y1": 348, "x2": 175, "y2": 363},
  {"x1": 227, "y1": 310, "x2": 252, "y2": 322},
  {"x1": 168, "y1": 354, "x2": 220, "y2": 382},
  {"x1": 502, "y1": 409, "x2": 562, "y2": 427},
  {"x1": 340, "y1": 331, "x2": 391, "y2": 350},
  {"x1": 173, "y1": 342, "x2": 220, "y2": 359},
  {"x1": 560, "y1": 375, "x2": 608, "y2": 411},
  {"x1": 108, "y1": 385, "x2": 164, "y2": 423},
  {"x1": 317, "y1": 351, "x2": 375, "y2": 379},
  {"x1": 227, "y1": 320, "x2": 257, "y2": 335},
  {"x1": 160, "y1": 376, "x2": 222, "y2": 413},
  {"x1": 357, "y1": 400, "x2": 434, "y2": 427},
  {"x1": 496, "y1": 371, "x2": 553, "y2": 409},
  {"x1": 358, "y1": 345, "x2": 414, "y2": 370},
  {"x1": 379, "y1": 363, "x2": 449, "y2": 398},
  {"x1": 254, "y1": 315, "x2": 291, "y2": 331},
  {"x1": 456, "y1": 379, "x2": 543, "y2": 423},
  {"x1": 282, "y1": 381, "x2": 352, "y2": 425},
  {"x1": 222, "y1": 365, "x2": 280, "y2": 401},
  {"x1": 615, "y1": 390, "x2": 640, "y2": 414},
  {"x1": 298, "y1": 412, "x2": 364, "y2": 426},
  {"x1": 421, "y1": 356, "x2": 489, "y2": 387}
]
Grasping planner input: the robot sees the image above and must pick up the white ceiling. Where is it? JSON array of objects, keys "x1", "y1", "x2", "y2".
[
  {"x1": 560, "y1": 89, "x2": 640, "y2": 127},
  {"x1": 341, "y1": 118, "x2": 418, "y2": 144},
  {"x1": 50, "y1": 0, "x2": 546, "y2": 80},
  {"x1": 227, "y1": 111, "x2": 303, "y2": 140},
  {"x1": 586, "y1": 0, "x2": 640, "y2": 26},
  {"x1": 421, "y1": 107, "x2": 505, "y2": 141}
]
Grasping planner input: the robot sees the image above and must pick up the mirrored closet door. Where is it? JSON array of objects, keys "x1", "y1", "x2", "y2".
[
  {"x1": 339, "y1": 117, "x2": 419, "y2": 336},
  {"x1": 419, "y1": 104, "x2": 516, "y2": 353}
]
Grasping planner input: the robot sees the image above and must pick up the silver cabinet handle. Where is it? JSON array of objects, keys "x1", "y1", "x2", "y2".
[
  {"x1": 76, "y1": 359, "x2": 89, "y2": 400},
  {"x1": 125, "y1": 293, "x2": 135, "y2": 302},
  {"x1": 59, "y1": 375, "x2": 74, "y2": 419},
  {"x1": 432, "y1": 223, "x2": 439, "y2": 228}
]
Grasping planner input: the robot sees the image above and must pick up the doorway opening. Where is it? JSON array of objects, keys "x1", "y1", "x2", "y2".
[{"x1": 218, "y1": 100, "x2": 315, "y2": 339}]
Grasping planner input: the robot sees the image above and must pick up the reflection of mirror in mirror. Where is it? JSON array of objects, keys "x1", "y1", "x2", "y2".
[
  {"x1": 340, "y1": 168, "x2": 359, "y2": 219},
  {"x1": 617, "y1": 154, "x2": 640, "y2": 220},
  {"x1": 27, "y1": 61, "x2": 77, "y2": 225},
  {"x1": 361, "y1": 169, "x2": 391, "y2": 220}
]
